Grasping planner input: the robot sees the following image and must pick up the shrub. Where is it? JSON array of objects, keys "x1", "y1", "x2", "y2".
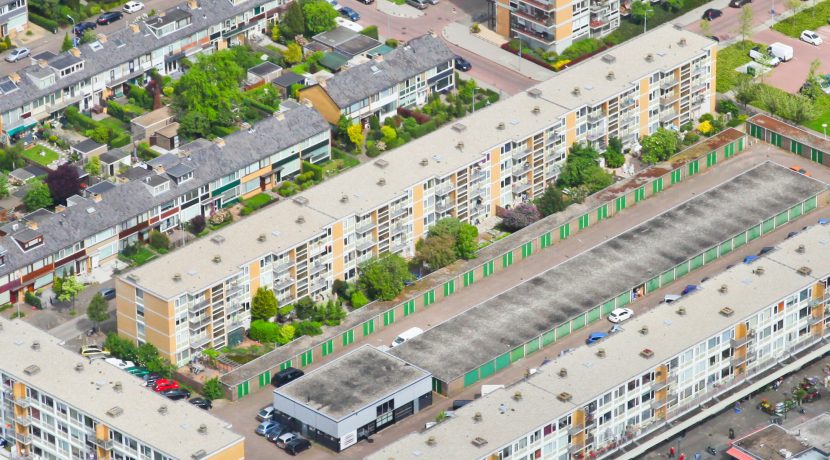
[
  {"x1": 502, "y1": 203, "x2": 541, "y2": 231},
  {"x1": 277, "y1": 181, "x2": 300, "y2": 197},
  {"x1": 560, "y1": 38, "x2": 603, "y2": 61},
  {"x1": 25, "y1": 291, "x2": 42, "y2": 309},
  {"x1": 148, "y1": 230, "x2": 170, "y2": 250},
  {"x1": 397, "y1": 107, "x2": 431, "y2": 124},
  {"x1": 294, "y1": 321, "x2": 323, "y2": 337},
  {"x1": 202, "y1": 378, "x2": 224, "y2": 400},
  {"x1": 189, "y1": 215, "x2": 206, "y2": 235},
  {"x1": 302, "y1": 161, "x2": 324, "y2": 181},
  {"x1": 333, "y1": 279, "x2": 352, "y2": 299},
  {"x1": 360, "y1": 25, "x2": 379, "y2": 39},
  {"x1": 385, "y1": 38, "x2": 399, "y2": 48},
  {"x1": 716, "y1": 99, "x2": 739, "y2": 118},
  {"x1": 470, "y1": 22, "x2": 480, "y2": 33},
  {"x1": 29, "y1": 13, "x2": 58, "y2": 32},
  {"x1": 350, "y1": 291, "x2": 369, "y2": 308},
  {"x1": 249, "y1": 319, "x2": 280, "y2": 342}
]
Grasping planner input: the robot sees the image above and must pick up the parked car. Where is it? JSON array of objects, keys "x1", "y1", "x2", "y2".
[
  {"x1": 276, "y1": 432, "x2": 299, "y2": 449},
  {"x1": 790, "y1": 165, "x2": 810, "y2": 176},
  {"x1": 161, "y1": 388, "x2": 191, "y2": 400},
  {"x1": 97, "y1": 11, "x2": 124, "y2": 25},
  {"x1": 406, "y1": 0, "x2": 428, "y2": 9},
  {"x1": 5, "y1": 47, "x2": 30, "y2": 62},
  {"x1": 104, "y1": 358, "x2": 134, "y2": 369},
  {"x1": 454, "y1": 56, "x2": 472, "y2": 71},
  {"x1": 257, "y1": 405, "x2": 277, "y2": 421},
  {"x1": 267, "y1": 424, "x2": 291, "y2": 442},
  {"x1": 586, "y1": 332, "x2": 608, "y2": 345},
  {"x1": 607, "y1": 308, "x2": 633, "y2": 323},
  {"x1": 188, "y1": 397, "x2": 212, "y2": 410},
  {"x1": 126, "y1": 366, "x2": 150, "y2": 376},
  {"x1": 339, "y1": 7, "x2": 360, "y2": 21},
  {"x1": 153, "y1": 379, "x2": 179, "y2": 392},
  {"x1": 729, "y1": 0, "x2": 750, "y2": 7},
  {"x1": 72, "y1": 22, "x2": 97, "y2": 35},
  {"x1": 663, "y1": 294, "x2": 682, "y2": 304},
  {"x1": 801, "y1": 30, "x2": 823, "y2": 45},
  {"x1": 749, "y1": 46, "x2": 781, "y2": 66},
  {"x1": 80, "y1": 345, "x2": 110, "y2": 357},
  {"x1": 285, "y1": 438, "x2": 311, "y2": 455},
  {"x1": 391, "y1": 327, "x2": 423, "y2": 348},
  {"x1": 141, "y1": 372, "x2": 163, "y2": 383},
  {"x1": 452, "y1": 400, "x2": 473, "y2": 410},
  {"x1": 425, "y1": 0, "x2": 439, "y2": 4},
  {"x1": 123, "y1": 1, "x2": 144, "y2": 13},
  {"x1": 100, "y1": 287, "x2": 116, "y2": 300},
  {"x1": 759, "y1": 246, "x2": 775, "y2": 255},
  {"x1": 701, "y1": 8, "x2": 722, "y2": 20},
  {"x1": 768, "y1": 42, "x2": 794, "y2": 61},
  {"x1": 357, "y1": 0, "x2": 373, "y2": 4},
  {"x1": 256, "y1": 419, "x2": 280, "y2": 436},
  {"x1": 272, "y1": 368, "x2": 304, "y2": 388},
  {"x1": 681, "y1": 285, "x2": 699, "y2": 295}
]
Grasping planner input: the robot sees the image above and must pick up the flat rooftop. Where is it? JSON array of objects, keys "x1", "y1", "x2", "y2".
[
  {"x1": 791, "y1": 413, "x2": 830, "y2": 454},
  {"x1": 369, "y1": 224, "x2": 830, "y2": 460},
  {"x1": 277, "y1": 346, "x2": 430, "y2": 421},
  {"x1": 390, "y1": 162, "x2": 826, "y2": 382},
  {"x1": 731, "y1": 424, "x2": 813, "y2": 459},
  {"x1": 0, "y1": 318, "x2": 243, "y2": 458}
]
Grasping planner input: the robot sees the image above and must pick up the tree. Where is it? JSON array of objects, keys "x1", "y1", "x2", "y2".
[
  {"x1": 381, "y1": 125, "x2": 397, "y2": 144},
  {"x1": 360, "y1": 25, "x2": 379, "y2": 40},
  {"x1": 251, "y1": 287, "x2": 278, "y2": 321},
  {"x1": 698, "y1": 19, "x2": 711, "y2": 37},
  {"x1": 502, "y1": 203, "x2": 541, "y2": 231},
  {"x1": 416, "y1": 234, "x2": 457, "y2": 270},
  {"x1": 202, "y1": 377, "x2": 224, "y2": 401},
  {"x1": 295, "y1": 296, "x2": 317, "y2": 320},
  {"x1": 631, "y1": 0, "x2": 654, "y2": 24},
  {"x1": 280, "y1": 1, "x2": 305, "y2": 39},
  {"x1": 283, "y1": 42, "x2": 303, "y2": 65},
  {"x1": 455, "y1": 223, "x2": 478, "y2": 260},
  {"x1": 429, "y1": 218, "x2": 463, "y2": 239},
  {"x1": 172, "y1": 50, "x2": 245, "y2": 138},
  {"x1": 86, "y1": 293, "x2": 109, "y2": 329},
  {"x1": 640, "y1": 128, "x2": 680, "y2": 164},
  {"x1": 802, "y1": 58, "x2": 823, "y2": 100},
  {"x1": 350, "y1": 290, "x2": 369, "y2": 308},
  {"x1": 558, "y1": 143, "x2": 613, "y2": 193},
  {"x1": 45, "y1": 163, "x2": 80, "y2": 205},
  {"x1": 189, "y1": 215, "x2": 206, "y2": 234},
  {"x1": 0, "y1": 174, "x2": 9, "y2": 199},
  {"x1": 85, "y1": 155, "x2": 101, "y2": 176},
  {"x1": 80, "y1": 29, "x2": 97, "y2": 45},
  {"x1": 56, "y1": 276, "x2": 85, "y2": 311},
  {"x1": 664, "y1": 0, "x2": 683, "y2": 11},
  {"x1": 104, "y1": 333, "x2": 139, "y2": 362},
  {"x1": 347, "y1": 123, "x2": 364, "y2": 148},
  {"x1": 734, "y1": 74, "x2": 759, "y2": 107},
  {"x1": 358, "y1": 253, "x2": 413, "y2": 301},
  {"x1": 303, "y1": 0, "x2": 338, "y2": 34},
  {"x1": 270, "y1": 24, "x2": 280, "y2": 42},
  {"x1": 61, "y1": 33, "x2": 73, "y2": 52},
  {"x1": 738, "y1": 5, "x2": 753, "y2": 42},
  {"x1": 148, "y1": 230, "x2": 170, "y2": 250},
  {"x1": 23, "y1": 179, "x2": 53, "y2": 211},
  {"x1": 604, "y1": 136, "x2": 626, "y2": 168},
  {"x1": 535, "y1": 186, "x2": 568, "y2": 217}
]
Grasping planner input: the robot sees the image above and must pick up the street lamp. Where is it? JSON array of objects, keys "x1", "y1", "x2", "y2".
[
  {"x1": 66, "y1": 14, "x2": 76, "y2": 40},
  {"x1": 822, "y1": 123, "x2": 827, "y2": 140},
  {"x1": 513, "y1": 34, "x2": 523, "y2": 72},
  {"x1": 643, "y1": 4, "x2": 654, "y2": 34}
]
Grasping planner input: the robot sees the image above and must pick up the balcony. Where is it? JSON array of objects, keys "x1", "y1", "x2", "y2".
[
  {"x1": 274, "y1": 277, "x2": 295, "y2": 291},
  {"x1": 272, "y1": 260, "x2": 293, "y2": 274},
  {"x1": 652, "y1": 379, "x2": 668, "y2": 392},
  {"x1": 190, "y1": 335, "x2": 211, "y2": 349},
  {"x1": 513, "y1": 23, "x2": 556, "y2": 44},
  {"x1": 731, "y1": 337, "x2": 749, "y2": 348},
  {"x1": 94, "y1": 437, "x2": 114, "y2": 450},
  {"x1": 355, "y1": 220, "x2": 375, "y2": 234},
  {"x1": 691, "y1": 97, "x2": 706, "y2": 106},
  {"x1": 390, "y1": 206, "x2": 408, "y2": 219},
  {"x1": 590, "y1": 0, "x2": 610, "y2": 11},
  {"x1": 809, "y1": 315, "x2": 825, "y2": 326},
  {"x1": 434, "y1": 182, "x2": 454, "y2": 197},
  {"x1": 587, "y1": 111, "x2": 606, "y2": 123},
  {"x1": 660, "y1": 78, "x2": 678, "y2": 89},
  {"x1": 15, "y1": 415, "x2": 31, "y2": 427},
  {"x1": 189, "y1": 315, "x2": 210, "y2": 330},
  {"x1": 587, "y1": 128, "x2": 606, "y2": 141},
  {"x1": 513, "y1": 181, "x2": 532, "y2": 194},
  {"x1": 310, "y1": 262, "x2": 328, "y2": 276},
  {"x1": 691, "y1": 82, "x2": 708, "y2": 93},
  {"x1": 13, "y1": 396, "x2": 31, "y2": 408},
  {"x1": 308, "y1": 243, "x2": 327, "y2": 257},
  {"x1": 391, "y1": 240, "x2": 409, "y2": 253},
  {"x1": 471, "y1": 169, "x2": 487, "y2": 182},
  {"x1": 512, "y1": 147, "x2": 532, "y2": 160},
  {"x1": 620, "y1": 97, "x2": 637, "y2": 108},
  {"x1": 731, "y1": 354, "x2": 748, "y2": 367},
  {"x1": 512, "y1": 163, "x2": 532, "y2": 177},
  {"x1": 435, "y1": 201, "x2": 454, "y2": 213},
  {"x1": 356, "y1": 238, "x2": 377, "y2": 252},
  {"x1": 512, "y1": 8, "x2": 555, "y2": 26},
  {"x1": 692, "y1": 66, "x2": 708, "y2": 76},
  {"x1": 660, "y1": 110, "x2": 679, "y2": 123},
  {"x1": 660, "y1": 94, "x2": 678, "y2": 107},
  {"x1": 568, "y1": 423, "x2": 584, "y2": 436},
  {"x1": 517, "y1": 0, "x2": 555, "y2": 12},
  {"x1": 390, "y1": 223, "x2": 408, "y2": 236},
  {"x1": 15, "y1": 433, "x2": 32, "y2": 444},
  {"x1": 590, "y1": 16, "x2": 610, "y2": 28},
  {"x1": 189, "y1": 299, "x2": 209, "y2": 314},
  {"x1": 310, "y1": 279, "x2": 328, "y2": 293}
]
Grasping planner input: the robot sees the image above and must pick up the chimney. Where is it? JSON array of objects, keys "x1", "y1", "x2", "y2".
[
  {"x1": 373, "y1": 54, "x2": 384, "y2": 63},
  {"x1": 274, "y1": 112, "x2": 285, "y2": 121},
  {"x1": 96, "y1": 33, "x2": 107, "y2": 43},
  {"x1": 130, "y1": 24, "x2": 140, "y2": 34},
  {"x1": 153, "y1": 165, "x2": 166, "y2": 175},
  {"x1": 26, "y1": 220, "x2": 38, "y2": 230},
  {"x1": 158, "y1": 11, "x2": 165, "y2": 17},
  {"x1": 69, "y1": 47, "x2": 81, "y2": 58},
  {"x1": 38, "y1": 59, "x2": 48, "y2": 68},
  {"x1": 188, "y1": 0, "x2": 199, "y2": 8},
  {"x1": 214, "y1": 137, "x2": 225, "y2": 147},
  {"x1": 54, "y1": 205, "x2": 66, "y2": 213},
  {"x1": 92, "y1": 193, "x2": 103, "y2": 203},
  {"x1": 318, "y1": 80, "x2": 326, "y2": 88},
  {"x1": 9, "y1": 73, "x2": 20, "y2": 83}
]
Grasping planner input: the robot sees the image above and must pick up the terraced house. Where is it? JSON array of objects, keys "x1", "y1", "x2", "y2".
[
  {"x1": 0, "y1": 0, "x2": 26, "y2": 39},
  {"x1": 115, "y1": 24, "x2": 717, "y2": 367},
  {"x1": 0, "y1": 103, "x2": 328, "y2": 306},
  {"x1": 0, "y1": 0, "x2": 286, "y2": 143}
]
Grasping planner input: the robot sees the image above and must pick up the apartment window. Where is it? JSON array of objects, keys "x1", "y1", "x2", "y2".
[
  {"x1": 376, "y1": 399, "x2": 394, "y2": 426},
  {"x1": 136, "y1": 288, "x2": 144, "y2": 300}
]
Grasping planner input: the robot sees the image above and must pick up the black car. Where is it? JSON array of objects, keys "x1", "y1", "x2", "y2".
[
  {"x1": 357, "y1": 0, "x2": 374, "y2": 4},
  {"x1": 759, "y1": 246, "x2": 775, "y2": 255},
  {"x1": 97, "y1": 11, "x2": 124, "y2": 25},
  {"x1": 188, "y1": 397, "x2": 212, "y2": 410},
  {"x1": 142, "y1": 372, "x2": 163, "y2": 383},
  {"x1": 702, "y1": 8, "x2": 722, "y2": 20},
  {"x1": 285, "y1": 438, "x2": 311, "y2": 455},
  {"x1": 100, "y1": 287, "x2": 116, "y2": 300},
  {"x1": 452, "y1": 399, "x2": 473, "y2": 410},
  {"x1": 707, "y1": 35, "x2": 721, "y2": 43},
  {"x1": 729, "y1": 0, "x2": 750, "y2": 7},
  {"x1": 272, "y1": 367, "x2": 304, "y2": 387},
  {"x1": 73, "y1": 21, "x2": 97, "y2": 35},
  {"x1": 161, "y1": 389, "x2": 191, "y2": 400},
  {"x1": 454, "y1": 56, "x2": 472, "y2": 71}
]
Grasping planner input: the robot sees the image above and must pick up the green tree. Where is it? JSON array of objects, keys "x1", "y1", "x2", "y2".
[
  {"x1": 283, "y1": 42, "x2": 303, "y2": 64},
  {"x1": 302, "y1": 0, "x2": 338, "y2": 34},
  {"x1": 664, "y1": 0, "x2": 683, "y2": 11},
  {"x1": 85, "y1": 155, "x2": 101, "y2": 176},
  {"x1": 631, "y1": 0, "x2": 654, "y2": 24},
  {"x1": 557, "y1": 143, "x2": 613, "y2": 193},
  {"x1": 277, "y1": 323, "x2": 295, "y2": 344},
  {"x1": 148, "y1": 230, "x2": 170, "y2": 250},
  {"x1": 738, "y1": 5, "x2": 753, "y2": 42},
  {"x1": 347, "y1": 123, "x2": 364, "y2": 148},
  {"x1": 280, "y1": 1, "x2": 305, "y2": 39},
  {"x1": 0, "y1": 174, "x2": 9, "y2": 199},
  {"x1": 86, "y1": 293, "x2": 109, "y2": 329},
  {"x1": 172, "y1": 50, "x2": 245, "y2": 139},
  {"x1": 734, "y1": 75, "x2": 760, "y2": 107},
  {"x1": 295, "y1": 296, "x2": 316, "y2": 320},
  {"x1": 350, "y1": 290, "x2": 369, "y2": 308},
  {"x1": 57, "y1": 276, "x2": 85, "y2": 311},
  {"x1": 104, "y1": 333, "x2": 139, "y2": 362},
  {"x1": 429, "y1": 218, "x2": 462, "y2": 239},
  {"x1": 270, "y1": 24, "x2": 280, "y2": 42},
  {"x1": 202, "y1": 377, "x2": 224, "y2": 400},
  {"x1": 23, "y1": 179, "x2": 53, "y2": 211},
  {"x1": 803, "y1": 58, "x2": 823, "y2": 100},
  {"x1": 416, "y1": 234, "x2": 457, "y2": 270},
  {"x1": 360, "y1": 25, "x2": 379, "y2": 40},
  {"x1": 80, "y1": 29, "x2": 97, "y2": 44},
  {"x1": 535, "y1": 186, "x2": 568, "y2": 217},
  {"x1": 358, "y1": 253, "x2": 413, "y2": 300},
  {"x1": 61, "y1": 33, "x2": 73, "y2": 52},
  {"x1": 381, "y1": 125, "x2": 397, "y2": 144},
  {"x1": 455, "y1": 223, "x2": 478, "y2": 260},
  {"x1": 603, "y1": 137, "x2": 626, "y2": 168},
  {"x1": 640, "y1": 128, "x2": 680, "y2": 164},
  {"x1": 251, "y1": 287, "x2": 278, "y2": 321}
]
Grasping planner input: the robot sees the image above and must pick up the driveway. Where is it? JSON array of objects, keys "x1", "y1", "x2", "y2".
[{"x1": 752, "y1": 27, "x2": 830, "y2": 93}]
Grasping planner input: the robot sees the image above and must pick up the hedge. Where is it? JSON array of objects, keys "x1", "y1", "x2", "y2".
[
  {"x1": 243, "y1": 97, "x2": 278, "y2": 114},
  {"x1": 302, "y1": 161, "x2": 323, "y2": 181},
  {"x1": 107, "y1": 101, "x2": 144, "y2": 124},
  {"x1": 397, "y1": 107, "x2": 431, "y2": 124},
  {"x1": 110, "y1": 133, "x2": 131, "y2": 148},
  {"x1": 65, "y1": 107, "x2": 98, "y2": 132},
  {"x1": 29, "y1": 13, "x2": 57, "y2": 32}
]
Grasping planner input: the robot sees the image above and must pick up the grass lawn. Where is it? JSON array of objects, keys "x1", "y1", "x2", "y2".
[
  {"x1": 772, "y1": 2, "x2": 830, "y2": 38},
  {"x1": 801, "y1": 93, "x2": 830, "y2": 133},
  {"x1": 120, "y1": 246, "x2": 156, "y2": 266},
  {"x1": 716, "y1": 41, "x2": 758, "y2": 92},
  {"x1": 97, "y1": 116, "x2": 127, "y2": 132},
  {"x1": 23, "y1": 145, "x2": 60, "y2": 166},
  {"x1": 242, "y1": 193, "x2": 272, "y2": 209}
]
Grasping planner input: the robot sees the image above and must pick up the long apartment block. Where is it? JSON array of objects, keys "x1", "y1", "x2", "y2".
[
  {"x1": 115, "y1": 24, "x2": 716, "y2": 367},
  {"x1": 0, "y1": 0, "x2": 26, "y2": 39},
  {"x1": 370, "y1": 224, "x2": 830, "y2": 460},
  {"x1": 0, "y1": 103, "x2": 328, "y2": 307},
  {"x1": 0, "y1": 317, "x2": 245, "y2": 460},
  {"x1": 0, "y1": 0, "x2": 286, "y2": 142}
]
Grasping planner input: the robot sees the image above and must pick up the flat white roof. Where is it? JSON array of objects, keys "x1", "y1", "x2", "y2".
[
  {"x1": 368, "y1": 224, "x2": 830, "y2": 460},
  {"x1": 0, "y1": 318, "x2": 244, "y2": 458}
]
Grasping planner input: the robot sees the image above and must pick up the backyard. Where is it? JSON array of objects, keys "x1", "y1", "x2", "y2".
[{"x1": 22, "y1": 145, "x2": 60, "y2": 166}]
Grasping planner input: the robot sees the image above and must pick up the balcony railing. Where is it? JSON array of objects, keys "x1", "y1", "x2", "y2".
[
  {"x1": 94, "y1": 437, "x2": 114, "y2": 450},
  {"x1": 189, "y1": 299, "x2": 209, "y2": 314},
  {"x1": 15, "y1": 433, "x2": 32, "y2": 444},
  {"x1": 587, "y1": 128, "x2": 606, "y2": 141},
  {"x1": 568, "y1": 423, "x2": 584, "y2": 436},
  {"x1": 660, "y1": 94, "x2": 678, "y2": 107},
  {"x1": 309, "y1": 262, "x2": 328, "y2": 276},
  {"x1": 391, "y1": 240, "x2": 409, "y2": 253},
  {"x1": 512, "y1": 163, "x2": 532, "y2": 177},
  {"x1": 512, "y1": 23, "x2": 556, "y2": 44},
  {"x1": 310, "y1": 279, "x2": 328, "y2": 293},
  {"x1": 516, "y1": 0, "x2": 555, "y2": 12},
  {"x1": 13, "y1": 396, "x2": 31, "y2": 408},
  {"x1": 190, "y1": 335, "x2": 211, "y2": 349},
  {"x1": 512, "y1": 8, "x2": 555, "y2": 26},
  {"x1": 15, "y1": 415, "x2": 31, "y2": 427},
  {"x1": 435, "y1": 201, "x2": 455, "y2": 213},
  {"x1": 513, "y1": 181, "x2": 532, "y2": 194},
  {"x1": 390, "y1": 223, "x2": 408, "y2": 236},
  {"x1": 390, "y1": 206, "x2": 408, "y2": 219},
  {"x1": 355, "y1": 220, "x2": 375, "y2": 234},
  {"x1": 272, "y1": 260, "x2": 293, "y2": 274},
  {"x1": 434, "y1": 182, "x2": 454, "y2": 196},
  {"x1": 356, "y1": 238, "x2": 377, "y2": 252},
  {"x1": 587, "y1": 111, "x2": 606, "y2": 123},
  {"x1": 512, "y1": 148, "x2": 532, "y2": 160},
  {"x1": 189, "y1": 315, "x2": 210, "y2": 329},
  {"x1": 620, "y1": 97, "x2": 637, "y2": 108},
  {"x1": 660, "y1": 78, "x2": 678, "y2": 89},
  {"x1": 660, "y1": 110, "x2": 679, "y2": 123},
  {"x1": 274, "y1": 277, "x2": 295, "y2": 291}
]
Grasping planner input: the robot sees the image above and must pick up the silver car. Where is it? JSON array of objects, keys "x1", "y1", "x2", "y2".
[{"x1": 5, "y1": 47, "x2": 30, "y2": 62}]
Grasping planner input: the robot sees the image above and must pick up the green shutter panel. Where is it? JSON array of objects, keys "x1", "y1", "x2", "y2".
[
  {"x1": 560, "y1": 223, "x2": 571, "y2": 240},
  {"x1": 615, "y1": 196, "x2": 626, "y2": 212},
  {"x1": 635, "y1": 186, "x2": 645, "y2": 203},
  {"x1": 653, "y1": 177, "x2": 663, "y2": 194},
  {"x1": 521, "y1": 242, "x2": 532, "y2": 258},
  {"x1": 383, "y1": 310, "x2": 395, "y2": 326},
  {"x1": 342, "y1": 329, "x2": 354, "y2": 346}
]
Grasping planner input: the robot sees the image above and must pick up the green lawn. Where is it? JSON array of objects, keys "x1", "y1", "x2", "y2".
[
  {"x1": 23, "y1": 145, "x2": 60, "y2": 166},
  {"x1": 802, "y1": 94, "x2": 830, "y2": 133},
  {"x1": 119, "y1": 246, "x2": 156, "y2": 266},
  {"x1": 716, "y1": 41, "x2": 758, "y2": 93},
  {"x1": 97, "y1": 116, "x2": 127, "y2": 132},
  {"x1": 242, "y1": 193, "x2": 272, "y2": 210},
  {"x1": 772, "y1": 1, "x2": 830, "y2": 38}
]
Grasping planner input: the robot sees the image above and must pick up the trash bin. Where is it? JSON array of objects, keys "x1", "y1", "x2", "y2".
[{"x1": 747, "y1": 66, "x2": 756, "y2": 77}]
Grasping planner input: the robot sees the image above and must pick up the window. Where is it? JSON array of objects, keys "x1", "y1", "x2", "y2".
[{"x1": 376, "y1": 399, "x2": 395, "y2": 426}]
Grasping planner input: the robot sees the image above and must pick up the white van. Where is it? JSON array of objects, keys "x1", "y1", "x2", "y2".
[
  {"x1": 391, "y1": 327, "x2": 423, "y2": 347},
  {"x1": 767, "y1": 42, "x2": 794, "y2": 62}
]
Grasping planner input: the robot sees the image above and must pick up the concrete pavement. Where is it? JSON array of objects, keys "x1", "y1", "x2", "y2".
[{"x1": 376, "y1": 0, "x2": 423, "y2": 18}]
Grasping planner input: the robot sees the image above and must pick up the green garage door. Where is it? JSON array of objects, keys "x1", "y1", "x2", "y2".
[
  {"x1": 555, "y1": 323, "x2": 570, "y2": 339},
  {"x1": 748, "y1": 225, "x2": 761, "y2": 240},
  {"x1": 479, "y1": 361, "x2": 495, "y2": 379},
  {"x1": 495, "y1": 352, "x2": 511, "y2": 371}
]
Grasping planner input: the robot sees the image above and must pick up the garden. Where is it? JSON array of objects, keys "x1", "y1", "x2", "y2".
[
  {"x1": 22, "y1": 145, "x2": 60, "y2": 167},
  {"x1": 118, "y1": 231, "x2": 171, "y2": 267}
]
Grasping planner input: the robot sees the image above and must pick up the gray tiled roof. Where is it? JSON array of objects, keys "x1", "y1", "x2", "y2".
[
  {"x1": 249, "y1": 61, "x2": 282, "y2": 77},
  {"x1": 85, "y1": 181, "x2": 117, "y2": 195},
  {"x1": 273, "y1": 72, "x2": 306, "y2": 88},
  {"x1": 0, "y1": 104, "x2": 328, "y2": 278},
  {"x1": 0, "y1": 0, "x2": 274, "y2": 114},
  {"x1": 322, "y1": 34, "x2": 455, "y2": 108},
  {"x1": 99, "y1": 148, "x2": 129, "y2": 164},
  {"x1": 72, "y1": 138, "x2": 104, "y2": 153},
  {"x1": 48, "y1": 54, "x2": 83, "y2": 71}
]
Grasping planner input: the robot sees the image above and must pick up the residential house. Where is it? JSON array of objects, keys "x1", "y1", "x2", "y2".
[
  {"x1": 311, "y1": 26, "x2": 382, "y2": 59},
  {"x1": 130, "y1": 106, "x2": 176, "y2": 141},
  {"x1": 99, "y1": 148, "x2": 132, "y2": 177},
  {"x1": 0, "y1": 0, "x2": 26, "y2": 39}
]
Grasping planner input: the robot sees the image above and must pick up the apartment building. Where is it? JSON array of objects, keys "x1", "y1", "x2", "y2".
[
  {"x1": 298, "y1": 34, "x2": 457, "y2": 124},
  {"x1": 115, "y1": 24, "x2": 715, "y2": 367},
  {"x1": 0, "y1": 103, "x2": 328, "y2": 306},
  {"x1": 0, "y1": 0, "x2": 26, "y2": 38},
  {"x1": 0, "y1": 0, "x2": 286, "y2": 143},
  {"x1": 492, "y1": 0, "x2": 621, "y2": 53},
  {"x1": 369, "y1": 225, "x2": 830, "y2": 460},
  {"x1": 0, "y1": 317, "x2": 245, "y2": 460}
]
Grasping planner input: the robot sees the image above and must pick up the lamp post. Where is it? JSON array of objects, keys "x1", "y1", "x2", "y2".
[
  {"x1": 823, "y1": 123, "x2": 827, "y2": 140},
  {"x1": 66, "y1": 15, "x2": 76, "y2": 44}
]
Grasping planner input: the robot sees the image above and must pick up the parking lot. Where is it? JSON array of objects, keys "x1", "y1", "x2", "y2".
[
  {"x1": 685, "y1": 0, "x2": 787, "y2": 40},
  {"x1": 751, "y1": 27, "x2": 830, "y2": 93}
]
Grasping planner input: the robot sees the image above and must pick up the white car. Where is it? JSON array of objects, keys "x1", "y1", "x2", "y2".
[
  {"x1": 607, "y1": 308, "x2": 634, "y2": 323},
  {"x1": 4, "y1": 47, "x2": 30, "y2": 62},
  {"x1": 104, "y1": 358, "x2": 135, "y2": 370},
  {"x1": 123, "y1": 1, "x2": 144, "y2": 13},
  {"x1": 256, "y1": 405, "x2": 276, "y2": 422},
  {"x1": 276, "y1": 432, "x2": 298, "y2": 449},
  {"x1": 801, "y1": 30, "x2": 822, "y2": 46}
]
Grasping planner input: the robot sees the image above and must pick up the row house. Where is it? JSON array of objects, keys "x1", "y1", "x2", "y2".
[
  {"x1": 0, "y1": 0, "x2": 288, "y2": 143},
  {"x1": 0, "y1": 0, "x2": 26, "y2": 39},
  {"x1": 298, "y1": 34, "x2": 456, "y2": 125},
  {"x1": 0, "y1": 104, "x2": 328, "y2": 306}
]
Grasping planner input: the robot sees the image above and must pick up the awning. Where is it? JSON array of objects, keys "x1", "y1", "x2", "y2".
[
  {"x1": 725, "y1": 447, "x2": 754, "y2": 460},
  {"x1": 5, "y1": 118, "x2": 37, "y2": 136}
]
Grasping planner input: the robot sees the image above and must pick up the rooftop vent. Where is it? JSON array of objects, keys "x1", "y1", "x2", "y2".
[
  {"x1": 557, "y1": 392, "x2": 573, "y2": 402},
  {"x1": 676, "y1": 306, "x2": 686, "y2": 315},
  {"x1": 559, "y1": 367, "x2": 567, "y2": 377},
  {"x1": 377, "y1": 178, "x2": 386, "y2": 186},
  {"x1": 456, "y1": 141, "x2": 464, "y2": 150},
  {"x1": 374, "y1": 159, "x2": 389, "y2": 169},
  {"x1": 452, "y1": 123, "x2": 467, "y2": 133},
  {"x1": 106, "y1": 406, "x2": 123, "y2": 418},
  {"x1": 473, "y1": 412, "x2": 482, "y2": 422},
  {"x1": 596, "y1": 348, "x2": 606, "y2": 358},
  {"x1": 420, "y1": 158, "x2": 429, "y2": 166},
  {"x1": 572, "y1": 87, "x2": 581, "y2": 96},
  {"x1": 212, "y1": 255, "x2": 221, "y2": 264},
  {"x1": 74, "y1": 363, "x2": 84, "y2": 372},
  {"x1": 797, "y1": 266, "x2": 813, "y2": 276},
  {"x1": 497, "y1": 122, "x2": 505, "y2": 130},
  {"x1": 678, "y1": 38, "x2": 687, "y2": 47},
  {"x1": 191, "y1": 450, "x2": 207, "y2": 460},
  {"x1": 296, "y1": 216, "x2": 306, "y2": 224},
  {"x1": 340, "y1": 194, "x2": 349, "y2": 203},
  {"x1": 172, "y1": 273, "x2": 181, "y2": 282},
  {"x1": 158, "y1": 405, "x2": 168, "y2": 415},
  {"x1": 601, "y1": 54, "x2": 616, "y2": 64},
  {"x1": 426, "y1": 436, "x2": 437, "y2": 446},
  {"x1": 24, "y1": 365, "x2": 40, "y2": 376},
  {"x1": 640, "y1": 326, "x2": 649, "y2": 335},
  {"x1": 499, "y1": 403, "x2": 508, "y2": 414},
  {"x1": 198, "y1": 424, "x2": 208, "y2": 435},
  {"x1": 210, "y1": 235, "x2": 225, "y2": 245},
  {"x1": 607, "y1": 70, "x2": 615, "y2": 80},
  {"x1": 753, "y1": 267, "x2": 765, "y2": 276},
  {"x1": 31, "y1": 341, "x2": 40, "y2": 351},
  {"x1": 640, "y1": 348, "x2": 655, "y2": 359},
  {"x1": 719, "y1": 284, "x2": 728, "y2": 294},
  {"x1": 126, "y1": 274, "x2": 139, "y2": 282},
  {"x1": 720, "y1": 306, "x2": 735, "y2": 317},
  {"x1": 257, "y1": 234, "x2": 266, "y2": 243},
  {"x1": 796, "y1": 244, "x2": 805, "y2": 254},
  {"x1": 646, "y1": 53, "x2": 654, "y2": 62},
  {"x1": 513, "y1": 391, "x2": 523, "y2": 401},
  {"x1": 532, "y1": 106, "x2": 540, "y2": 114},
  {"x1": 113, "y1": 382, "x2": 122, "y2": 393},
  {"x1": 472, "y1": 437, "x2": 489, "y2": 447},
  {"x1": 293, "y1": 196, "x2": 309, "y2": 206}
]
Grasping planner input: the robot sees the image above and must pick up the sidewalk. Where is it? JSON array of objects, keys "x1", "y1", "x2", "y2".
[
  {"x1": 442, "y1": 22, "x2": 555, "y2": 81},
  {"x1": 377, "y1": 0, "x2": 423, "y2": 18}
]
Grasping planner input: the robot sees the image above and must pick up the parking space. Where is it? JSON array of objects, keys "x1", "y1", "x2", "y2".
[
  {"x1": 750, "y1": 27, "x2": 830, "y2": 93},
  {"x1": 685, "y1": 0, "x2": 782, "y2": 40}
]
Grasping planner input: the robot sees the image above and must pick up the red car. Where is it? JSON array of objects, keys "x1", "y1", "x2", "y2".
[{"x1": 153, "y1": 379, "x2": 179, "y2": 392}]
